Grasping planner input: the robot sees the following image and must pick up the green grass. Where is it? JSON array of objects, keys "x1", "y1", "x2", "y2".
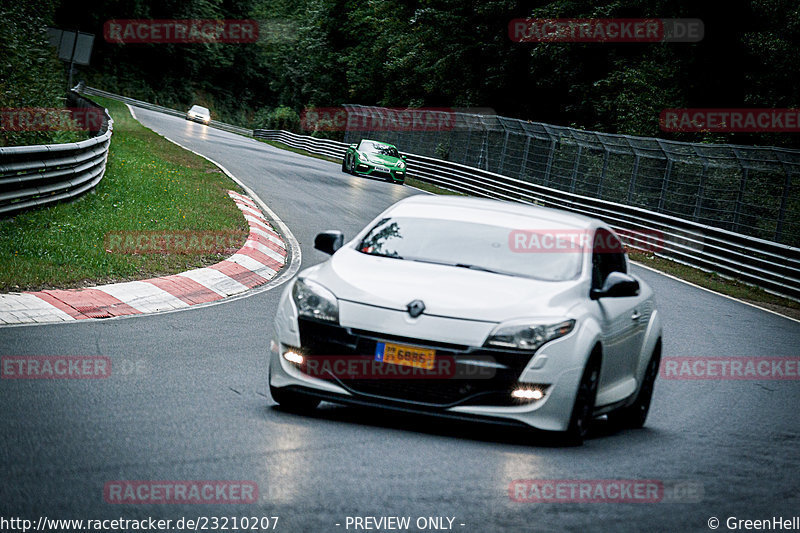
[
  {"x1": 258, "y1": 135, "x2": 800, "y2": 317},
  {"x1": 0, "y1": 96, "x2": 248, "y2": 292}
]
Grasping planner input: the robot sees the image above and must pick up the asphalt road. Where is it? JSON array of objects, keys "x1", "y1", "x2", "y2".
[{"x1": 1, "y1": 106, "x2": 799, "y2": 533}]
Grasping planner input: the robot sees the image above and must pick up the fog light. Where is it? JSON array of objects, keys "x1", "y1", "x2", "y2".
[
  {"x1": 283, "y1": 350, "x2": 304, "y2": 365},
  {"x1": 511, "y1": 385, "x2": 547, "y2": 402}
]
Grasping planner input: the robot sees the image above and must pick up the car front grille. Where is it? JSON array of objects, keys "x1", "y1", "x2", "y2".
[{"x1": 296, "y1": 318, "x2": 531, "y2": 408}]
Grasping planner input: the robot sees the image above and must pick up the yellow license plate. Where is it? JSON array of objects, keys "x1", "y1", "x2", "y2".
[{"x1": 376, "y1": 342, "x2": 436, "y2": 370}]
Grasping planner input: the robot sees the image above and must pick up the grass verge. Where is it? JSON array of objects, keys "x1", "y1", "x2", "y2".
[
  {"x1": 258, "y1": 137, "x2": 799, "y2": 319},
  {"x1": 0, "y1": 95, "x2": 248, "y2": 292}
]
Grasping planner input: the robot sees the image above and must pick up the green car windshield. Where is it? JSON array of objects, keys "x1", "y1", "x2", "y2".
[{"x1": 360, "y1": 141, "x2": 399, "y2": 157}]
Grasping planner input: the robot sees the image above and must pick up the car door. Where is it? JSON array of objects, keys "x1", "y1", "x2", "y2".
[{"x1": 591, "y1": 229, "x2": 648, "y2": 406}]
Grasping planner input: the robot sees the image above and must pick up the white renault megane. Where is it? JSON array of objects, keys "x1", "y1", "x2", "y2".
[{"x1": 269, "y1": 195, "x2": 662, "y2": 444}]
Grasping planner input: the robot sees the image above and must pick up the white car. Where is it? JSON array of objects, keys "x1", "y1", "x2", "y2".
[
  {"x1": 269, "y1": 196, "x2": 662, "y2": 444},
  {"x1": 186, "y1": 105, "x2": 210, "y2": 124}
]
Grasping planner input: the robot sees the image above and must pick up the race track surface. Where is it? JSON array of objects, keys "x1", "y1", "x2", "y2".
[{"x1": 1, "y1": 107, "x2": 798, "y2": 532}]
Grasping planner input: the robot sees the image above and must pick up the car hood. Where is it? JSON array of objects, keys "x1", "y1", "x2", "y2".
[
  {"x1": 360, "y1": 152, "x2": 402, "y2": 166},
  {"x1": 306, "y1": 247, "x2": 585, "y2": 323}
]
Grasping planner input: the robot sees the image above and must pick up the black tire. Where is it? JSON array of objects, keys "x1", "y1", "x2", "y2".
[
  {"x1": 348, "y1": 155, "x2": 356, "y2": 175},
  {"x1": 608, "y1": 341, "x2": 661, "y2": 430},
  {"x1": 564, "y1": 351, "x2": 601, "y2": 445},
  {"x1": 341, "y1": 155, "x2": 348, "y2": 173},
  {"x1": 270, "y1": 385, "x2": 320, "y2": 412}
]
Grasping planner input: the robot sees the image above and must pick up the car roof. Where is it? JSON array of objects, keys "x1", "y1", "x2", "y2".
[
  {"x1": 190, "y1": 105, "x2": 209, "y2": 112},
  {"x1": 385, "y1": 195, "x2": 601, "y2": 230}
]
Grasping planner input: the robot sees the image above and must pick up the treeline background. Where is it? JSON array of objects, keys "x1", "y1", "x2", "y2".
[{"x1": 4, "y1": 0, "x2": 800, "y2": 147}]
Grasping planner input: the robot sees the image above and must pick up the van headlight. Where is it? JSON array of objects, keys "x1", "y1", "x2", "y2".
[
  {"x1": 484, "y1": 319, "x2": 575, "y2": 351},
  {"x1": 292, "y1": 278, "x2": 339, "y2": 323}
]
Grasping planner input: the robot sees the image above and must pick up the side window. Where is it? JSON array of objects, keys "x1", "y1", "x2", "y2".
[{"x1": 591, "y1": 228, "x2": 626, "y2": 289}]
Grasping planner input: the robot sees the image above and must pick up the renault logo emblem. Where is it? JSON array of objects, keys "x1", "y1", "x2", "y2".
[{"x1": 406, "y1": 300, "x2": 425, "y2": 318}]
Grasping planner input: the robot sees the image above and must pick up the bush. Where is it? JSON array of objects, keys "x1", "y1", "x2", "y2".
[
  {"x1": 254, "y1": 106, "x2": 301, "y2": 132},
  {"x1": 0, "y1": 2, "x2": 85, "y2": 147}
]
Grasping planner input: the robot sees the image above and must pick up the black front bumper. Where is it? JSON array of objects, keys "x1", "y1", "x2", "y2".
[{"x1": 294, "y1": 318, "x2": 535, "y2": 409}]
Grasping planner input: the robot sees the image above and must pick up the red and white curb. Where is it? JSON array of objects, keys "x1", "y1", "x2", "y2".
[{"x1": 0, "y1": 190, "x2": 286, "y2": 325}]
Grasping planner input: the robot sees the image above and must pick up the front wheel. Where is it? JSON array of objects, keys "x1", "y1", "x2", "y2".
[
  {"x1": 608, "y1": 342, "x2": 661, "y2": 430},
  {"x1": 341, "y1": 155, "x2": 348, "y2": 173},
  {"x1": 270, "y1": 385, "x2": 320, "y2": 412},
  {"x1": 563, "y1": 352, "x2": 600, "y2": 445}
]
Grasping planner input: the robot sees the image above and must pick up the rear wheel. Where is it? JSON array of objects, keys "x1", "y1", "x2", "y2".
[
  {"x1": 564, "y1": 351, "x2": 601, "y2": 445},
  {"x1": 270, "y1": 385, "x2": 320, "y2": 412},
  {"x1": 608, "y1": 341, "x2": 661, "y2": 430}
]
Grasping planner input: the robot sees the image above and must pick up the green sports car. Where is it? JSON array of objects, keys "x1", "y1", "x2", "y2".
[{"x1": 342, "y1": 139, "x2": 407, "y2": 184}]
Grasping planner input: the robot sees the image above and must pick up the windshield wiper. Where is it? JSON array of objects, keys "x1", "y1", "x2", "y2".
[{"x1": 406, "y1": 258, "x2": 505, "y2": 275}]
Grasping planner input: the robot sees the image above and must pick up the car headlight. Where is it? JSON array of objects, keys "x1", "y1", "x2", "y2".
[
  {"x1": 397, "y1": 160, "x2": 405, "y2": 169},
  {"x1": 292, "y1": 278, "x2": 339, "y2": 323},
  {"x1": 484, "y1": 319, "x2": 575, "y2": 351},
  {"x1": 358, "y1": 153, "x2": 371, "y2": 164}
]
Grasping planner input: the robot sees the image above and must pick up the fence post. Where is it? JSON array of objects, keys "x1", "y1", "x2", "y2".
[
  {"x1": 693, "y1": 160, "x2": 708, "y2": 222},
  {"x1": 656, "y1": 140, "x2": 672, "y2": 212},
  {"x1": 597, "y1": 149, "x2": 610, "y2": 198},
  {"x1": 570, "y1": 143, "x2": 583, "y2": 193},
  {"x1": 776, "y1": 151, "x2": 793, "y2": 243},
  {"x1": 543, "y1": 137, "x2": 557, "y2": 187},
  {"x1": 519, "y1": 136, "x2": 531, "y2": 181},
  {"x1": 627, "y1": 154, "x2": 640, "y2": 204},
  {"x1": 498, "y1": 130, "x2": 510, "y2": 175}
]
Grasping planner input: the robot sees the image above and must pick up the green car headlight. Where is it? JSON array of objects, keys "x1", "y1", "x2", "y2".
[{"x1": 397, "y1": 160, "x2": 405, "y2": 169}]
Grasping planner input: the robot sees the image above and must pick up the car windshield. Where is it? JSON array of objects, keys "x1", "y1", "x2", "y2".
[
  {"x1": 359, "y1": 141, "x2": 398, "y2": 157},
  {"x1": 357, "y1": 217, "x2": 582, "y2": 281},
  {"x1": 190, "y1": 106, "x2": 209, "y2": 114}
]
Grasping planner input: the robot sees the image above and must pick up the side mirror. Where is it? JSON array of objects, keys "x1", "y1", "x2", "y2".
[
  {"x1": 314, "y1": 231, "x2": 344, "y2": 255},
  {"x1": 400, "y1": 154, "x2": 407, "y2": 160},
  {"x1": 350, "y1": 144, "x2": 358, "y2": 149},
  {"x1": 590, "y1": 272, "x2": 640, "y2": 300}
]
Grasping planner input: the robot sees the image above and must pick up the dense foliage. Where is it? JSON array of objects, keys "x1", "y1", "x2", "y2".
[
  {"x1": 0, "y1": 1, "x2": 86, "y2": 146},
  {"x1": 32, "y1": 0, "x2": 800, "y2": 147}
]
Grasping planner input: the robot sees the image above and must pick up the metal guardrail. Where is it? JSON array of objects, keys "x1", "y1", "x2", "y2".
[
  {"x1": 78, "y1": 86, "x2": 253, "y2": 137},
  {"x1": 342, "y1": 105, "x2": 800, "y2": 249},
  {"x1": 254, "y1": 128, "x2": 800, "y2": 300},
  {"x1": 0, "y1": 90, "x2": 113, "y2": 216}
]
